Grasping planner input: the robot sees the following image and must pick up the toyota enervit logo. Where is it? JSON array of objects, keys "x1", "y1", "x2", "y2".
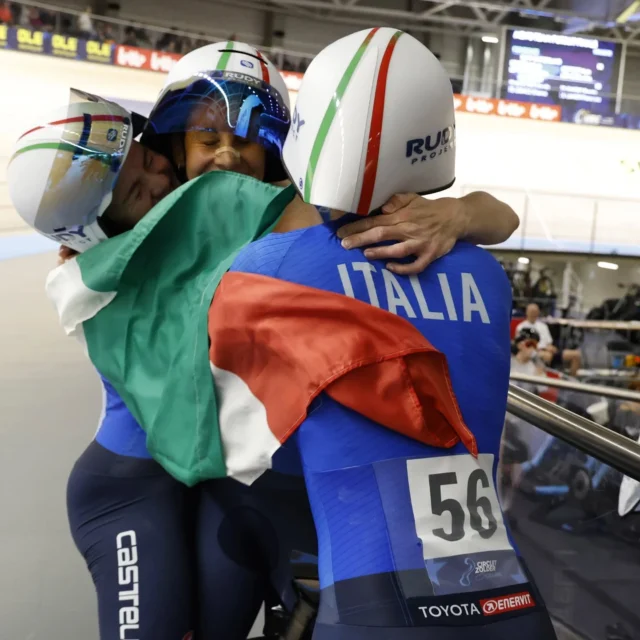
[{"x1": 480, "y1": 592, "x2": 535, "y2": 616}]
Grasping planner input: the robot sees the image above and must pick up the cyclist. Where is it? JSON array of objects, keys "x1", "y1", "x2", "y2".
[
  {"x1": 219, "y1": 28, "x2": 558, "y2": 639},
  {"x1": 9, "y1": 41, "x2": 521, "y2": 640}
]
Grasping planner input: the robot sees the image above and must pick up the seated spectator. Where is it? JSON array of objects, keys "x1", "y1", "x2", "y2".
[
  {"x1": 517, "y1": 302, "x2": 581, "y2": 376},
  {"x1": 0, "y1": 1, "x2": 13, "y2": 25},
  {"x1": 77, "y1": 5, "x2": 95, "y2": 39},
  {"x1": 511, "y1": 328, "x2": 546, "y2": 379}
]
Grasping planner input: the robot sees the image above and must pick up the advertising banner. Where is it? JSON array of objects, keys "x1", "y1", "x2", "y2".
[
  {"x1": 49, "y1": 33, "x2": 81, "y2": 59},
  {"x1": 0, "y1": 25, "x2": 636, "y2": 132},
  {"x1": 13, "y1": 26, "x2": 46, "y2": 54},
  {"x1": 0, "y1": 27, "x2": 115, "y2": 63},
  {"x1": 114, "y1": 44, "x2": 181, "y2": 73},
  {"x1": 81, "y1": 39, "x2": 114, "y2": 64},
  {"x1": 0, "y1": 23, "x2": 9, "y2": 50},
  {"x1": 453, "y1": 94, "x2": 562, "y2": 122}
]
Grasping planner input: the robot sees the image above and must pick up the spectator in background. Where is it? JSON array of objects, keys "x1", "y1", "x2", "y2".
[
  {"x1": 123, "y1": 26, "x2": 138, "y2": 46},
  {"x1": 97, "y1": 22, "x2": 115, "y2": 43},
  {"x1": 0, "y1": 1, "x2": 13, "y2": 25},
  {"x1": 136, "y1": 27, "x2": 151, "y2": 48},
  {"x1": 27, "y1": 6, "x2": 42, "y2": 29},
  {"x1": 511, "y1": 328, "x2": 546, "y2": 381},
  {"x1": 77, "y1": 5, "x2": 95, "y2": 39},
  {"x1": 516, "y1": 302, "x2": 582, "y2": 376},
  {"x1": 39, "y1": 8, "x2": 55, "y2": 31}
]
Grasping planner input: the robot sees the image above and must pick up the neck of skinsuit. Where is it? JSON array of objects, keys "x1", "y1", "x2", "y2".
[{"x1": 273, "y1": 194, "x2": 323, "y2": 232}]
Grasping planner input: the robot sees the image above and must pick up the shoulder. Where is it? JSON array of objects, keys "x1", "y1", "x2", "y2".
[
  {"x1": 230, "y1": 228, "x2": 310, "y2": 277},
  {"x1": 443, "y1": 242, "x2": 511, "y2": 290}
]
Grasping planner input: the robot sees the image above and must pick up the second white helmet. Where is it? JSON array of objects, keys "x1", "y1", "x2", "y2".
[
  {"x1": 283, "y1": 28, "x2": 456, "y2": 214},
  {"x1": 143, "y1": 41, "x2": 291, "y2": 182}
]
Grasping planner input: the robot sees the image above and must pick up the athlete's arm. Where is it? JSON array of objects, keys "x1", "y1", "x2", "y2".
[{"x1": 337, "y1": 191, "x2": 520, "y2": 275}]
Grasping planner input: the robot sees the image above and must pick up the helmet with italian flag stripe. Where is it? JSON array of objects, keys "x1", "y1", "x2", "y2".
[
  {"x1": 143, "y1": 41, "x2": 290, "y2": 182},
  {"x1": 282, "y1": 27, "x2": 456, "y2": 215},
  {"x1": 7, "y1": 88, "x2": 142, "y2": 253}
]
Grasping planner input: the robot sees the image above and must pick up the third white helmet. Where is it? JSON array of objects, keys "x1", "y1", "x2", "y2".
[
  {"x1": 283, "y1": 28, "x2": 455, "y2": 214},
  {"x1": 143, "y1": 41, "x2": 291, "y2": 182}
]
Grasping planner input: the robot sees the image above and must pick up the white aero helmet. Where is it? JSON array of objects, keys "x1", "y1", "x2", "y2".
[
  {"x1": 283, "y1": 27, "x2": 456, "y2": 215},
  {"x1": 7, "y1": 89, "x2": 144, "y2": 252},
  {"x1": 143, "y1": 41, "x2": 291, "y2": 182}
]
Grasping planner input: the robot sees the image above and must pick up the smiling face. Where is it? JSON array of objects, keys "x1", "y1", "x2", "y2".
[
  {"x1": 181, "y1": 130, "x2": 266, "y2": 182},
  {"x1": 172, "y1": 99, "x2": 267, "y2": 182}
]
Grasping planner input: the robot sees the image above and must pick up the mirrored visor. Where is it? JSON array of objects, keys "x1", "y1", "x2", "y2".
[
  {"x1": 144, "y1": 70, "x2": 291, "y2": 160},
  {"x1": 12, "y1": 88, "x2": 134, "y2": 231}
]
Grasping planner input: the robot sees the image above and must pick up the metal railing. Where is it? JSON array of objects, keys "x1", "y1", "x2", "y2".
[
  {"x1": 507, "y1": 383, "x2": 640, "y2": 482},
  {"x1": 510, "y1": 373, "x2": 640, "y2": 402}
]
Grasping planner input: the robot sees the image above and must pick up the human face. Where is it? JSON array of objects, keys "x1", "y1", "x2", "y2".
[
  {"x1": 517, "y1": 338, "x2": 538, "y2": 360},
  {"x1": 182, "y1": 130, "x2": 266, "y2": 182},
  {"x1": 177, "y1": 100, "x2": 266, "y2": 182},
  {"x1": 526, "y1": 303, "x2": 540, "y2": 323},
  {"x1": 107, "y1": 141, "x2": 180, "y2": 230}
]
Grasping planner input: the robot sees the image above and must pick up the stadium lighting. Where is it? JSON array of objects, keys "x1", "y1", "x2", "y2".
[
  {"x1": 518, "y1": 256, "x2": 530, "y2": 265},
  {"x1": 482, "y1": 35, "x2": 499, "y2": 44},
  {"x1": 597, "y1": 261, "x2": 619, "y2": 270}
]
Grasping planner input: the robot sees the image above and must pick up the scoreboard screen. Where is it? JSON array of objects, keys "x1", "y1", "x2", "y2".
[{"x1": 503, "y1": 29, "x2": 620, "y2": 121}]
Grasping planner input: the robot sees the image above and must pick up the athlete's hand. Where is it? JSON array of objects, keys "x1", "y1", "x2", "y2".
[
  {"x1": 336, "y1": 193, "x2": 468, "y2": 275},
  {"x1": 57, "y1": 245, "x2": 78, "y2": 265}
]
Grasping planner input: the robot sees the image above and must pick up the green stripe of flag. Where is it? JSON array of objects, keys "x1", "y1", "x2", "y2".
[
  {"x1": 216, "y1": 41, "x2": 234, "y2": 71},
  {"x1": 304, "y1": 28, "x2": 379, "y2": 202}
]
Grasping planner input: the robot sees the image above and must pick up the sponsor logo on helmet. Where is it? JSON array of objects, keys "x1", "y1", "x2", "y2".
[
  {"x1": 241, "y1": 59, "x2": 255, "y2": 69},
  {"x1": 118, "y1": 123, "x2": 130, "y2": 153},
  {"x1": 406, "y1": 125, "x2": 455, "y2": 165},
  {"x1": 107, "y1": 128, "x2": 118, "y2": 142},
  {"x1": 50, "y1": 226, "x2": 89, "y2": 244},
  {"x1": 291, "y1": 108, "x2": 305, "y2": 139},
  {"x1": 222, "y1": 70, "x2": 263, "y2": 88}
]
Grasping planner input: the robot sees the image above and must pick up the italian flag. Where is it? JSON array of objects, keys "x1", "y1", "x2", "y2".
[{"x1": 46, "y1": 171, "x2": 475, "y2": 486}]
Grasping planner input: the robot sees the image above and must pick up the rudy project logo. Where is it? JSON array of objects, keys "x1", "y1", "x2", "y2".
[
  {"x1": 406, "y1": 125, "x2": 455, "y2": 165},
  {"x1": 480, "y1": 591, "x2": 535, "y2": 616},
  {"x1": 292, "y1": 107, "x2": 305, "y2": 139}
]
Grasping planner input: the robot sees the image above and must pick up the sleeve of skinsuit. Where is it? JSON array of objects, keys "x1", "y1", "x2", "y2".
[{"x1": 230, "y1": 223, "x2": 558, "y2": 640}]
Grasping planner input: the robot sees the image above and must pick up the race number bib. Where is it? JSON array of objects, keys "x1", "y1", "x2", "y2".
[
  {"x1": 407, "y1": 454, "x2": 526, "y2": 596},
  {"x1": 407, "y1": 454, "x2": 510, "y2": 559}
]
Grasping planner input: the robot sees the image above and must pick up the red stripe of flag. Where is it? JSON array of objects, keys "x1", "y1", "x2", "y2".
[
  {"x1": 19, "y1": 114, "x2": 126, "y2": 141},
  {"x1": 256, "y1": 51, "x2": 270, "y2": 84},
  {"x1": 356, "y1": 31, "x2": 402, "y2": 215}
]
